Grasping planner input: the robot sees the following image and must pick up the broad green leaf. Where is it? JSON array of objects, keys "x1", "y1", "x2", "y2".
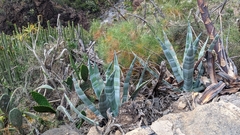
[
  {"x1": 0, "y1": 94, "x2": 10, "y2": 114},
  {"x1": 113, "y1": 53, "x2": 121, "y2": 111},
  {"x1": 80, "y1": 64, "x2": 89, "y2": 82},
  {"x1": 88, "y1": 60, "x2": 105, "y2": 99},
  {"x1": 31, "y1": 91, "x2": 51, "y2": 106},
  {"x1": 157, "y1": 37, "x2": 183, "y2": 83},
  {"x1": 72, "y1": 76, "x2": 102, "y2": 116},
  {"x1": 64, "y1": 94, "x2": 98, "y2": 125},
  {"x1": 9, "y1": 108, "x2": 22, "y2": 128},
  {"x1": 122, "y1": 56, "x2": 136, "y2": 103},
  {"x1": 33, "y1": 105, "x2": 56, "y2": 113}
]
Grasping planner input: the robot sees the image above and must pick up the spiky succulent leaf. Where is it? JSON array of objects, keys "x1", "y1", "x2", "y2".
[
  {"x1": 64, "y1": 94, "x2": 99, "y2": 125},
  {"x1": 192, "y1": 33, "x2": 202, "y2": 55},
  {"x1": 157, "y1": 37, "x2": 183, "y2": 83},
  {"x1": 105, "y1": 62, "x2": 113, "y2": 81},
  {"x1": 31, "y1": 91, "x2": 51, "y2": 106},
  {"x1": 80, "y1": 64, "x2": 89, "y2": 82},
  {"x1": 183, "y1": 43, "x2": 195, "y2": 91},
  {"x1": 198, "y1": 37, "x2": 209, "y2": 60},
  {"x1": 113, "y1": 53, "x2": 121, "y2": 111},
  {"x1": 122, "y1": 56, "x2": 137, "y2": 103},
  {"x1": 136, "y1": 55, "x2": 149, "y2": 89},
  {"x1": 72, "y1": 76, "x2": 102, "y2": 116},
  {"x1": 57, "y1": 105, "x2": 74, "y2": 122},
  {"x1": 130, "y1": 80, "x2": 149, "y2": 100},
  {"x1": 134, "y1": 53, "x2": 159, "y2": 79},
  {"x1": 99, "y1": 89, "x2": 110, "y2": 118},
  {"x1": 9, "y1": 108, "x2": 22, "y2": 128},
  {"x1": 33, "y1": 105, "x2": 56, "y2": 113},
  {"x1": 184, "y1": 23, "x2": 193, "y2": 60},
  {"x1": 105, "y1": 71, "x2": 118, "y2": 116},
  {"x1": 88, "y1": 60, "x2": 104, "y2": 99},
  {"x1": 34, "y1": 84, "x2": 54, "y2": 91},
  {"x1": 208, "y1": 35, "x2": 219, "y2": 51},
  {"x1": 0, "y1": 94, "x2": 10, "y2": 114}
]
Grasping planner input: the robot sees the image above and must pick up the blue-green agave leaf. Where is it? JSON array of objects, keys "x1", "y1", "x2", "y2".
[
  {"x1": 105, "y1": 62, "x2": 113, "y2": 81},
  {"x1": 99, "y1": 89, "x2": 110, "y2": 118},
  {"x1": 157, "y1": 37, "x2": 183, "y2": 83},
  {"x1": 113, "y1": 53, "x2": 121, "y2": 111},
  {"x1": 192, "y1": 33, "x2": 202, "y2": 55},
  {"x1": 57, "y1": 105, "x2": 74, "y2": 122},
  {"x1": 183, "y1": 43, "x2": 195, "y2": 91},
  {"x1": 34, "y1": 84, "x2": 54, "y2": 91},
  {"x1": 72, "y1": 76, "x2": 102, "y2": 117},
  {"x1": 88, "y1": 60, "x2": 105, "y2": 99},
  {"x1": 208, "y1": 35, "x2": 219, "y2": 51},
  {"x1": 122, "y1": 56, "x2": 137, "y2": 103},
  {"x1": 136, "y1": 55, "x2": 150, "y2": 89},
  {"x1": 184, "y1": 22, "x2": 193, "y2": 60},
  {"x1": 134, "y1": 53, "x2": 159, "y2": 79},
  {"x1": 105, "y1": 70, "x2": 118, "y2": 116},
  {"x1": 64, "y1": 94, "x2": 98, "y2": 125},
  {"x1": 198, "y1": 36, "x2": 209, "y2": 60},
  {"x1": 130, "y1": 80, "x2": 150, "y2": 100}
]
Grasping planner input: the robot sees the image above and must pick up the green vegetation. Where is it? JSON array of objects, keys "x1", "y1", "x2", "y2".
[{"x1": 0, "y1": 0, "x2": 239, "y2": 134}]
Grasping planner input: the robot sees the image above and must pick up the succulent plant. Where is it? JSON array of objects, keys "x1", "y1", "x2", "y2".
[{"x1": 58, "y1": 53, "x2": 149, "y2": 126}]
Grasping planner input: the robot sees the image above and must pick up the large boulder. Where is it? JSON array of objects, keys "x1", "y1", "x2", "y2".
[{"x1": 127, "y1": 101, "x2": 240, "y2": 135}]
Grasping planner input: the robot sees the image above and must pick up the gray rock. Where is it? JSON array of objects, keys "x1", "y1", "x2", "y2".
[
  {"x1": 126, "y1": 101, "x2": 240, "y2": 135},
  {"x1": 156, "y1": 101, "x2": 240, "y2": 135},
  {"x1": 42, "y1": 125, "x2": 80, "y2": 135}
]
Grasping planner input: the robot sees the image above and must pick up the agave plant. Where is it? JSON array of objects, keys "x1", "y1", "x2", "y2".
[
  {"x1": 157, "y1": 22, "x2": 223, "y2": 92},
  {"x1": 58, "y1": 53, "x2": 149, "y2": 126}
]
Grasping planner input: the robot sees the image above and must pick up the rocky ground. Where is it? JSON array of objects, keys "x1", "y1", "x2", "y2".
[{"x1": 42, "y1": 92, "x2": 240, "y2": 135}]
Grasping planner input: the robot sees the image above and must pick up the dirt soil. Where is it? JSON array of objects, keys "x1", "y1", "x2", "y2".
[{"x1": 0, "y1": 0, "x2": 110, "y2": 34}]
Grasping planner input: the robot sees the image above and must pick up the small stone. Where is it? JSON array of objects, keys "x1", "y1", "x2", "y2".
[
  {"x1": 125, "y1": 127, "x2": 150, "y2": 135},
  {"x1": 176, "y1": 128, "x2": 185, "y2": 135},
  {"x1": 178, "y1": 101, "x2": 187, "y2": 110},
  {"x1": 150, "y1": 120, "x2": 173, "y2": 135},
  {"x1": 87, "y1": 126, "x2": 103, "y2": 135}
]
